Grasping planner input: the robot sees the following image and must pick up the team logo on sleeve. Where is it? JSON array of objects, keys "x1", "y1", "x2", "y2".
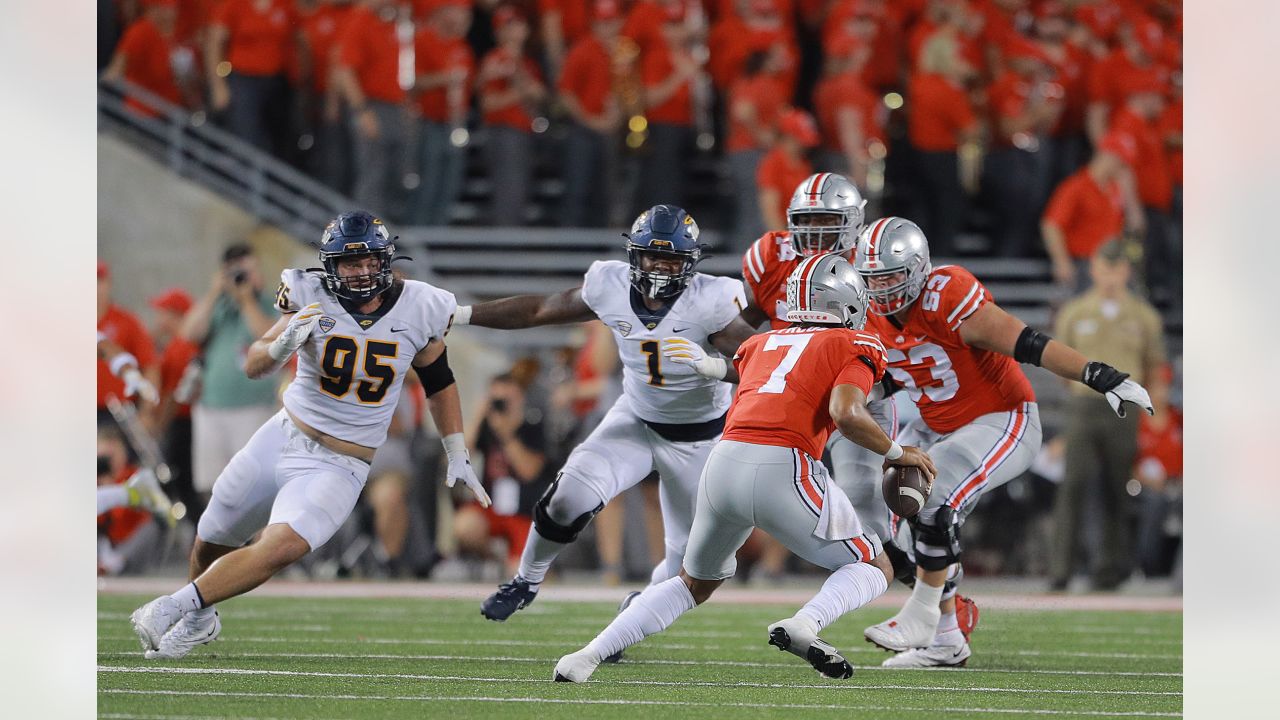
[
  {"x1": 318, "y1": 316, "x2": 336, "y2": 334},
  {"x1": 616, "y1": 321, "x2": 633, "y2": 337}
]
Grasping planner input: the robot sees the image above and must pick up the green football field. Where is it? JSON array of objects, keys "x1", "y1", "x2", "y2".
[{"x1": 98, "y1": 592, "x2": 1182, "y2": 719}]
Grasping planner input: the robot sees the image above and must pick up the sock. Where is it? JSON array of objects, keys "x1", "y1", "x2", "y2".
[
  {"x1": 170, "y1": 582, "x2": 205, "y2": 614},
  {"x1": 934, "y1": 610, "x2": 963, "y2": 646},
  {"x1": 795, "y1": 563, "x2": 889, "y2": 632},
  {"x1": 97, "y1": 486, "x2": 131, "y2": 514},
  {"x1": 585, "y1": 576, "x2": 695, "y2": 661},
  {"x1": 647, "y1": 541, "x2": 683, "y2": 586},
  {"x1": 515, "y1": 529, "x2": 565, "y2": 588},
  {"x1": 900, "y1": 576, "x2": 945, "y2": 621}
]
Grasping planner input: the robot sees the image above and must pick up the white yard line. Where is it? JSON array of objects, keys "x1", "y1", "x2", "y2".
[
  {"x1": 98, "y1": 689, "x2": 1182, "y2": 717},
  {"x1": 96, "y1": 666, "x2": 1181, "y2": 697},
  {"x1": 95, "y1": 649, "x2": 1183, "y2": 677}
]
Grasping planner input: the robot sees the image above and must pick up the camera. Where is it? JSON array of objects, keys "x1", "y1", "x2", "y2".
[
  {"x1": 232, "y1": 270, "x2": 249, "y2": 286},
  {"x1": 490, "y1": 398, "x2": 508, "y2": 413}
]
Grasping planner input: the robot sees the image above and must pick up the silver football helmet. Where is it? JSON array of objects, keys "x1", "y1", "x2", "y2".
[
  {"x1": 785, "y1": 253, "x2": 870, "y2": 330},
  {"x1": 852, "y1": 216, "x2": 932, "y2": 315},
  {"x1": 786, "y1": 173, "x2": 868, "y2": 257}
]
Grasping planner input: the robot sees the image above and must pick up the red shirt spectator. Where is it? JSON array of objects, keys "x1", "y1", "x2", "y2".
[
  {"x1": 415, "y1": 26, "x2": 475, "y2": 122},
  {"x1": 1158, "y1": 96, "x2": 1182, "y2": 187},
  {"x1": 149, "y1": 288, "x2": 199, "y2": 420},
  {"x1": 814, "y1": 66, "x2": 883, "y2": 149},
  {"x1": 1137, "y1": 407, "x2": 1182, "y2": 482},
  {"x1": 300, "y1": 1, "x2": 353, "y2": 94},
  {"x1": 540, "y1": 0, "x2": 592, "y2": 48},
  {"x1": 559, "y1": 32, "x2": 614, "y2": 117},
  {"x1": 478, "y1": 46, "x2": 544, "y2": 129},
  {"x1": 640, "y1": 16, "x2": 695, "y2": 127},
  {"x1": 725, "y1": 72, "x2": 786, "y2": 152},
  {"x1": 335, "y1": 3, "x2": 405, "y2": 104},
  {"x1": 98, "y1": 263, "x2": 158, "y2": 409},
  {"x1": 211, "y1": 0, "x2": 296, "y2": 77},
  {"x1": 107, "y1": 5, "x2": 184, "y2": 116},
  {"x1": 174, "y1": 0, "x2": 218, "y2": 48},
  {"x1": 98, "y1": 462, "x2": 152, "y2": 547},
  {"x1": 906, "y1": 71, "x2": 977, "y2": 152},
  {"x1": 756, "y1": 108, "x2": 817, "y2": 228},
  {"x1": 707, "y1": 10, "x2": 798, "y2": 97},
  {"x1": 1042, "y1": 168, "x2": 1126, "y2": 259},
  {"x1": 1109, "y1": 105, "x2": 1173, "y2": 211}
]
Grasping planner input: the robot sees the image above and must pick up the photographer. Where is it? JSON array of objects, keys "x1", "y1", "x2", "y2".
[
  {"x1": 178, "y1": 243, "x2": 281, "y2": 502},
  {"x1": 454, "y1": 373, "x2": 550, "y2": 576}
]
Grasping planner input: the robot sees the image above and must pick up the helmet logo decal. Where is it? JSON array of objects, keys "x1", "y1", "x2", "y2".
[
  {"x1": 649, "y1": 239, "x2": 674, "y2": 249},
  {"x1": 344, "y1": 242, "x2": 369, "y2": 251}
]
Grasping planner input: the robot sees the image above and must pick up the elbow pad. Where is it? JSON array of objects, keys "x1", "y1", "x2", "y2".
[
  {"x1": 1013, "y1": 326, "x2": 1051, "y2": 366},
  {"x1": 414, "y1": 348, "x2": 456, "y2": 397}
]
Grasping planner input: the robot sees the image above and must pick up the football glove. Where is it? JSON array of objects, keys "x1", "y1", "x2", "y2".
[
  {"x1": 661, "y1": 337, "x2": 727, "y2": 380},
  {"x1": 442, "y1": 433, "x2": 491, "y2": 508},
  {"x1": 268, "y1": 303, "x2": 323, "y2": 362},
  {"x1": 1082, "y1": 361, "x2": 1154, "y2": 418}
]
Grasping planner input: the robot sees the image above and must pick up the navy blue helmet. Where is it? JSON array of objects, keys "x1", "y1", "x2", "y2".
[
  {"x1": 318, "y1": 211, "x2": 397, "y2": 302},
  {"x1": 624, "y1": 204, "x2": 703, "y2": 299}
]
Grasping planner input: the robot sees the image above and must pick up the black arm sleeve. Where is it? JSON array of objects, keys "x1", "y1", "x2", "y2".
[
  {"x1": 1013, "y1": 326, "x2": 1051, "y2": 366},
  {"x1": 414, "y1": 348, "x2": 456, "y2": 397}
]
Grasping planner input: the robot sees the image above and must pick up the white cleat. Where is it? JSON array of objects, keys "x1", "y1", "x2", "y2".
[
  {"x1": 882, "y1": 640, "x2": 972, "y2": 668},
  {"x1": 767, "y1": 617, "x2": 853, "y2": 679},
  {"x1": 553, "y1": 648, "x2": 601, "y2": 683},
  {"x1": 145, "y1": 610, "x2": 221, "y2": 660},
  {"x1": 864, "y1": 607, "x2": 941, "y2": 653},
  {"x1": 129, "y1": 596, "x2": 183, "y2": 652},
  {"x1": 126, "y1": 469, "x2": 175, "y2": 528}
]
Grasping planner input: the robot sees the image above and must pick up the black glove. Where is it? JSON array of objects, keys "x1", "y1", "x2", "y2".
[{"x1": 1081, "y1": 361, "x2": 1129, "y2": 394}]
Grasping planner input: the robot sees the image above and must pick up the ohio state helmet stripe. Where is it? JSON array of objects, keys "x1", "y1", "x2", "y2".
[
  {"x1": 798, "y1": 255, "x2": 823, "y2": 310},
  {"x1": 865, "y1": 217, "x2": 891, "y2": 261}
]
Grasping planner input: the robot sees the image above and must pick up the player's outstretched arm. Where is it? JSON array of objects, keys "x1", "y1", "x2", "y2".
[
  {"x1": 830, "y1": 384, "x2": 936, "y2": 481},
  {"x1": 414, "y1": 339, "x2": 491, "y2": 508},
  {"x1": 244, "y1": 304, "x2": 322, "y2": 379},
  {"x1": 959, "y1": 301, "x2": 1153, "y2": 417},
  {"x1": 452, "y1": 287, "x2": 595, "y2": 330}
]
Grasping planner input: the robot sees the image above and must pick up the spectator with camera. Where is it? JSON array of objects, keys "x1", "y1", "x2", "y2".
[
  {"x1": 454, "y1": 373, "x2": 551, "y2": 576},
  {"x1": 178, "y1": 243, "x2": 281, "y2": 504}
]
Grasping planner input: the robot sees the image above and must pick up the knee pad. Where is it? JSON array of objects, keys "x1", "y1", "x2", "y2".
[
  {"x1": 533, "y1": 472, "x2": 604, "y2": 544},
  {"x1": 908, "y1": 506, "x2": 962, "y2": 572},
  {"x1": 882, "y1": 541, "x2": 917, "y2": 588}
]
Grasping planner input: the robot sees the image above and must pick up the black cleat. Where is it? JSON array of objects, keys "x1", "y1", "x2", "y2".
[
  {"x1": 554, "y1": 673, "x2": 571, "y2": 682},
  {"x1": 768, "y1": 623, "x2": 853, "y2": 680},
  {"x1": 481, "y1": 577, "x2": 538, "y2": 622},
  {"x1": 602, "y1": 590, "x2": 642, "y2": 664}
]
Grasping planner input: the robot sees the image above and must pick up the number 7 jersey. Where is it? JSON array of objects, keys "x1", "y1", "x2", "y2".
[
  {"x1": 276, "y1": 268, "x2": 457, "y2": 447},
  {"x1": 864, "y1": 265, "x2": 1034, "y2": 435}
]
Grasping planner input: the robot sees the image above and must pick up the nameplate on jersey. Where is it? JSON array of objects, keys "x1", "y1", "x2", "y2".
[
  {"x1": 318, "y1": 316, "x2": 336, "y2": 334},
  {"x1": 616, "y1": 320, "x2": 633, "y2": 337}
]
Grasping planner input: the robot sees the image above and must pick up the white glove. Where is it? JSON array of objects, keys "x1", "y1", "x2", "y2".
[
  {"x1": 268, "y1": 303, "x2": 323, "y2": 362},
  {"x1": 442, "y1": 433, "x2": 491, "y2": 508},
  {"x1": 120, "y1": 366, "x2": 159, "y2": 405},
  {"x1": 1106, "y1": 378, "x2": 1154, "y2": 418},
  {"x1": 661, "y1": 337, "x2": 727, "y2": 380}
]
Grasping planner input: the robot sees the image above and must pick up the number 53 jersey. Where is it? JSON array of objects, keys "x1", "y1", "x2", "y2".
[
  {"x1": 863, "y1": 265, "x2": 1034, "y2": 435},
  {"x1": 276, "y1": 268, "x2": 457, "y2": 448},
  {"x1": 581, "y1": 260, "x2": 745, "y2": 425}
]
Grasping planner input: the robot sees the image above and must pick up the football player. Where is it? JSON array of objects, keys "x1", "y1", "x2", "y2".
[
  {"x1": 129, "y1": 211, "x2": 490, "y2": 659},
  {"x1": 451, "y1": 205, "x2": 757, "y2": 633},
  {"x1": 553, "y1": 254, "x2": 936, "y2": 683},
  {"x1": 852, "y1": 217, "x2": 1153, "y2": 667},
  {"x1": 737, "y1": 174, "x2": 964, "y2": 629}
]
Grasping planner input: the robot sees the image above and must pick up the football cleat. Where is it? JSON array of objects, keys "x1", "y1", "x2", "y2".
[
  {"x1": 881, "y1": 640, "x2": 971, "y2": 668},
  {"x1": 481, "y1": 576, "x2": 538, "y2": 622},
  {"x1": 129, "y1": 595, "x2": 183, "y2": 652},
  {"x1": 954, "y1": 594, "x2": 980, "y2": 642},
  {"x1": 145, "y1": 609, "x2": 221, "y2": 660},
  {"x1": 126, "y1": 469, "x2": 175, "y2": 528},
  {"x1": 602, "y1": 590, "x2": 642, "y2": 664},
  {"x1": 553, "y1": 648, "x2": 601, "y2": 683},
  {"x1": 863, "y1": 605, "x2": 940, "y2": 653},
  {"x1": 767, "y1": 618, "x2": 853, "y2": 680}
]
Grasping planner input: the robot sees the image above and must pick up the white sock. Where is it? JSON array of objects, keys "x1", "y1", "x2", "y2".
[
  {"x1": 934, "y1": 610, "x2": 963, "y2": 646},
  {"x1": 647, "y1": 542, "x2": 683, "y2": 586},
  {"x1": 901, "y1": 577, "x2": 944, "y2": 620},
  {"x1": 170, "y1": 582, "x2": 205, "y2": 614},
  {"x1": 516, "y1": 529, "x2": 566, "y2": 588},
  {"x1": 585, "y1": 576, "x2": 695, "y2": 661},
  {"x1": 97, "y1": 485, "x2": 131, "y2": 514},
  {"x1": 795, "y1": 563, "x2": 889, "y2": 632}
]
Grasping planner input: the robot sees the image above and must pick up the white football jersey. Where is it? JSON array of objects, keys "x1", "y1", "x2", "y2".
[
  {"x1": 581, "y1": 261, "x2": 745, "y2": 425},
  {"x1": 276, "y1": 269, "x2": 456, "y2": 447}
]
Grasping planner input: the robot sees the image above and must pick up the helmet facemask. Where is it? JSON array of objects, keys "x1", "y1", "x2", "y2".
[
  {"x1": 322, "y1": 248, "x2": 394, "y2": 302},
  {"x1": 860, "y1": 258, "x2": 929, "y2": 315},
  {"x1": 788, "y1": 209, "x2": 858, "y2": 257},
  {"x1": 627, "y1": 246, "x2": 699, "y2": 300}
]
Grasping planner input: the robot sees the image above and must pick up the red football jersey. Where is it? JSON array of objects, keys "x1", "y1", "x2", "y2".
[
  {"x1": 742, "y1": 230, "x2": 801, "y2": 330},
  {"x1": 724, "y1": 326, "x2": 888, "y2": 459},
  {"x1": 865, "y1": 265, "x2": 1035, "y2": 434}
]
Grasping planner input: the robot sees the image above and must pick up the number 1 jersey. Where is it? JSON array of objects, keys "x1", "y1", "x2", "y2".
[
  {"x1": 277, "y1": 268, "x2": 457, "y2": 447},
  {"x1": 723, "y1": 326, "x2": 889, "y2": 460},
  {"x1": 864, "y1": 265, "x2": 1034, "y2": 435}
]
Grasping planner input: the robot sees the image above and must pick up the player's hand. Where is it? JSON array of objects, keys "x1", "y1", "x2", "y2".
[
  {"x1": 888, "y1": 446, "x2": 937, "y2": 485},
  {"x1": 268, "y1": 303, "x2": 323, "y2": 362},
  {"x1": 121, "y1": 367, "x2": 159, "y2": 405},
  {"x1": 661, "y1": 337, "x2": 727, "y2": 380},
  {"x1": 1106, "y1": 378, "x2": 1154, "y2": 418},
  {"x1": 446, "y1": 452, "x2": 492, "y2": 508}
]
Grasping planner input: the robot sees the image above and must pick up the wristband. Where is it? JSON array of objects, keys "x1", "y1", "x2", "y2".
[
  {"x1": 108, "y1": 352, "x2": 139, "y2": 378},
  {"x1": 884, "y1": 441, "x2": 904, "y2": 461},
  {"x1": 452, "y1": 305, "x2": 473, "y2": 327},
  {"x1": 441, "y1": 432, "x2": 468, "y2": 461},
  {"x1": 703, "y1": 357, "x2": 728, "y2": 380}
]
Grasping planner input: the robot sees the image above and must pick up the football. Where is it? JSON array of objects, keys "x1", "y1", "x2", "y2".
[{"x1": 883, "y1": 466, "x2": 931, "y2": 517}]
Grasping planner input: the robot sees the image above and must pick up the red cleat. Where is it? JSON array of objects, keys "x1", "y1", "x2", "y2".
[{"x1": 955, "y1": 594, "x2": 980, "y2": 642}]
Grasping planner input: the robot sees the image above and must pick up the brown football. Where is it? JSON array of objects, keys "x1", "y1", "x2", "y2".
[{"x1": 883, "y1": 466, "x2": 931, "y2": 518}]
